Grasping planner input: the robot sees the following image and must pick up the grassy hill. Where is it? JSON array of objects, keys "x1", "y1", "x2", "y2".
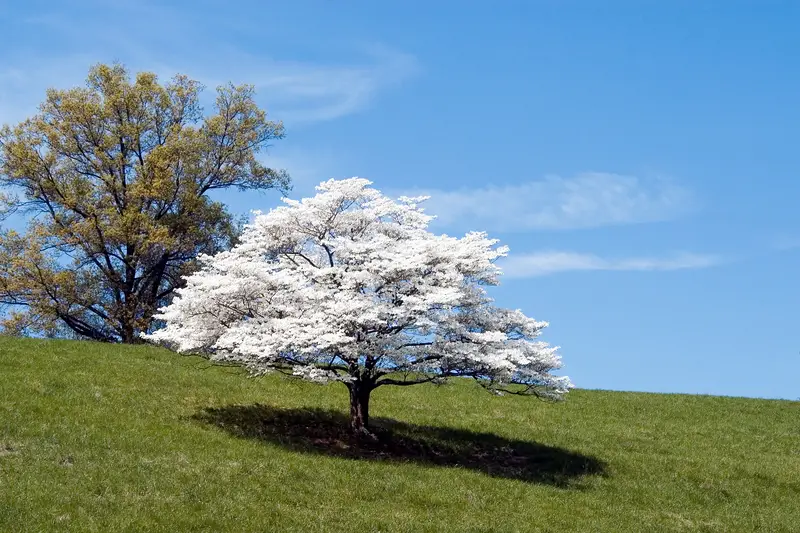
[{"x1": 1, "y1": 337, "x2": 798, "y2": 532}]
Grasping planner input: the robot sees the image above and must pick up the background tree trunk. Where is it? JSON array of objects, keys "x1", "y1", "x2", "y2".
[{"x1": 121, "y1": 321, "x2": 137, "y2": 344}]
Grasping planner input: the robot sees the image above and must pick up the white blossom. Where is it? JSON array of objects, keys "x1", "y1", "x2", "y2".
[{"x1": 143, "y1": 178, "x2": 573, "y2": 428}]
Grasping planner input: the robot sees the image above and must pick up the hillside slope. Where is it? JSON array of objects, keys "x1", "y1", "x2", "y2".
[{"x1": 1, "y1": 337, "x2": 798, "y2": 532}]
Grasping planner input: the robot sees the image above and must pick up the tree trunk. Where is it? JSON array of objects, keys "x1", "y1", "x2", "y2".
[
  {"x1": 121, "y1": 321, "x2": 137, "y2": 344},
  {"x1": 348, "y1": 380, "x2": 373, "y2": 437}
]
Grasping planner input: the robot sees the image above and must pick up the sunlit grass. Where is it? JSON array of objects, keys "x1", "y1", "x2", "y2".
[{"x1": 1, "y1": 337, "x2": 798, "y2": 532}]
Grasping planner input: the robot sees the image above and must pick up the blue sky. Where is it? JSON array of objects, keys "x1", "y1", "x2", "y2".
[{"x1": 1, "y1": 1, "x2": 798, "y2": 399}]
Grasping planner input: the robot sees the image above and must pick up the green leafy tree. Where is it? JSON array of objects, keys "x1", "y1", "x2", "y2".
[{"x1": 0, "y1": 63, "x2": 289, "y2": 342}]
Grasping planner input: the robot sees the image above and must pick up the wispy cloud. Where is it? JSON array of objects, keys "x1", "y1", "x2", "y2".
[
  {"x1": 500, "y1": 251, "x2": 723, "y2": 278},
  {"x1": 0, "y1": 55, "x2": 98, "y2": 126},
  {"x1": 769, "y1": 235, "x2": 800, "y2": 251},
  {"x1": 401, "y1": 172, "x2": 695, "y2": 232},
  {"x1": 239, "y1": 48, "x2": 417, "y2": 123},
  {"x1": 0, "y1": 5, "x2": 419, "y2": 126}
]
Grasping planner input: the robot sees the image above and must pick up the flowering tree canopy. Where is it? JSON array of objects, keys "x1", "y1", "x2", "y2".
[{"x1": 143, "y1": 178, "x2": 572, "y2": 434}]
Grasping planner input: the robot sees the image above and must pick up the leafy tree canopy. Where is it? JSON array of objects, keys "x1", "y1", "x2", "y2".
[{"x1": 0, "y1": 63, "x2": 289, "y2": 342}]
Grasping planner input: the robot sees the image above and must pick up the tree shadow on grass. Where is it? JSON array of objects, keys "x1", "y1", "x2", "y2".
[{"x1": 193, "y1": 404, "x2": 608, "y2": 487}]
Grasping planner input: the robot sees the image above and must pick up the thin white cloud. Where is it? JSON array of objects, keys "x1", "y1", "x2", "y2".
[
  {"x1": 235, "y1": 48, "x2": 418, "y2": 123},
  {"x1": 769, "y1": 235, "x2": 800, "y2": 251},
  {"x1": 0, "y1": 6, "x2": 419, "y2": 126},
  {"x1": 500, "y1": 251, "x2": 723, "y2": 278},
  {"x1": 0, "y1": 56, "x2": 98, "y2": 126},
  {"x1": 400, "y1": 172, "x2": 695, "y2": 232}
]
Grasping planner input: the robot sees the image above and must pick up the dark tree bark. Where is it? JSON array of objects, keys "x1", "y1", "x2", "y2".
[{"x1": 347, "y1": 379, "x2": 374, "y2": 436}]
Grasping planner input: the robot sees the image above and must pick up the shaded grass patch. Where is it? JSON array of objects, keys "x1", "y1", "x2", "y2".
[{"x1": 195, "y1": 404, "x2": 607, "y2": 487}]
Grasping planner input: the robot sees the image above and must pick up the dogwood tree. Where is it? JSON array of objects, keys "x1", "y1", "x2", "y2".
[{"x1": 143, "y1": 178, "x2": 572, "y2": 435}]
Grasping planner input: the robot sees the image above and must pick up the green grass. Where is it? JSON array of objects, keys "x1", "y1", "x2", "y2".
[{"x1": 1, "y1": 337, "x2": 798, "y2": 532}]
